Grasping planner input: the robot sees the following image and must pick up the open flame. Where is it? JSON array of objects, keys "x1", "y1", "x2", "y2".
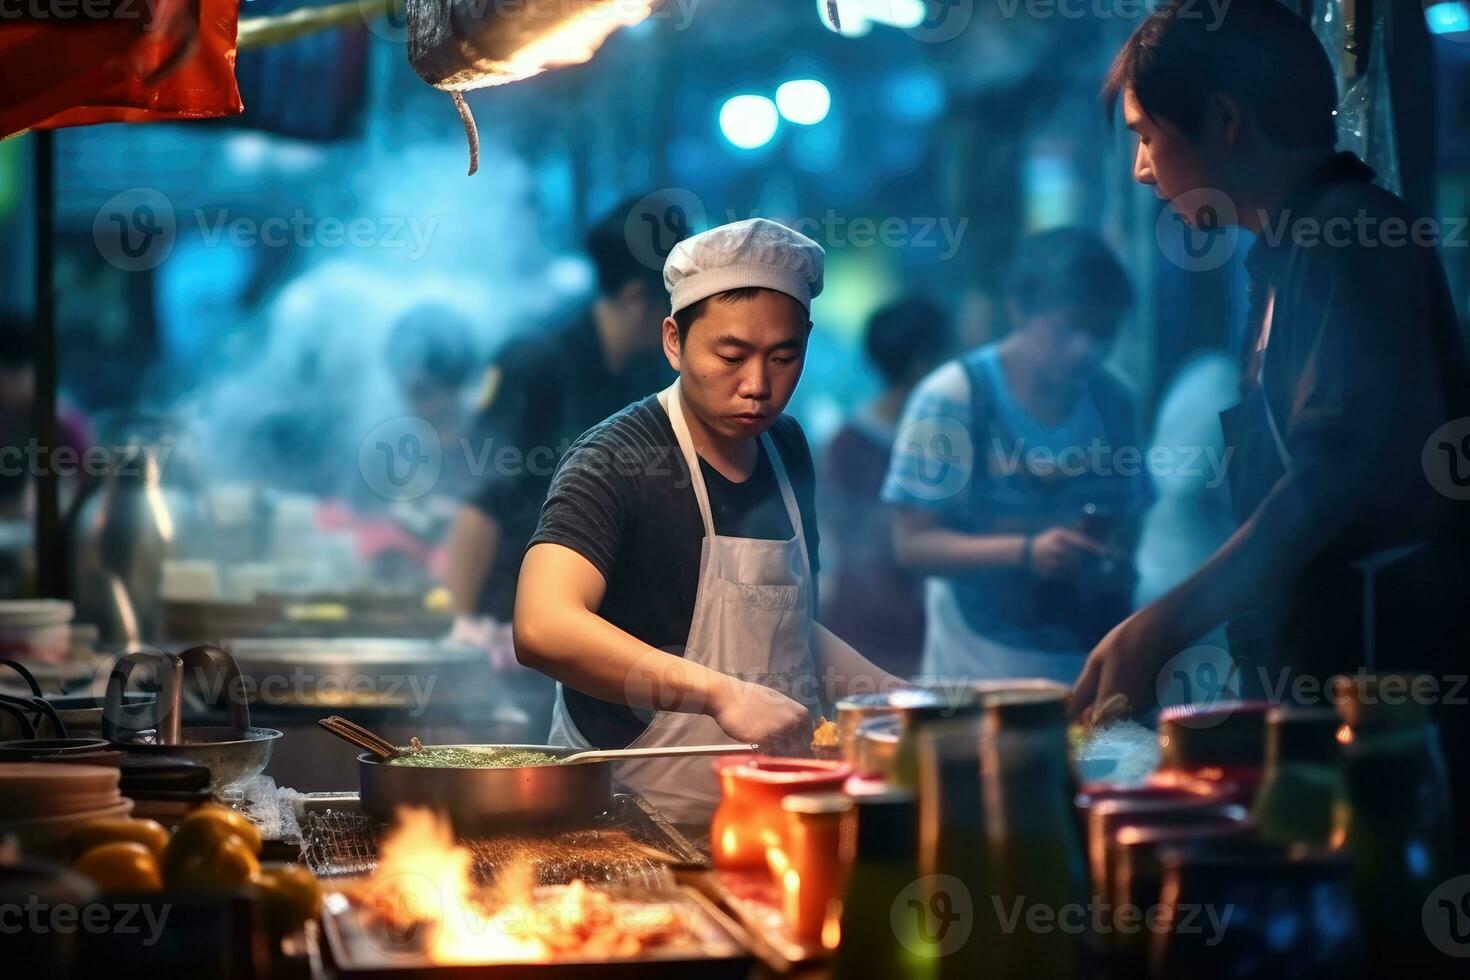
[
  {"x1": 360, "y1": 807, "x2": 689, "y2": 964},
  {"x1": 463, "y1": 0, "x2": 657, "y2": 90}
]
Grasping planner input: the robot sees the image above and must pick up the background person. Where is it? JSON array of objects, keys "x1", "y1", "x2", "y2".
[{"x1": 884, "y1": 228, "x2": 1153, "y2": 684}]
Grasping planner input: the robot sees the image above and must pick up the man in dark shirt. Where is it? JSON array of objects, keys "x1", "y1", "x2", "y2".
[
  {"x1": 443, "y1": 196, "x2": 682, "y2": 649},
  {"x1": 515, "y1": 218, "x2": 897, "y2": 822},
  {"x1": 1072, "y1": 0, "x2": 1470, "y2": 858}
]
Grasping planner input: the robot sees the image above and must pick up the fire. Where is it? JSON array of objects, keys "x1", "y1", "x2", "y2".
[
  {"x1": 360, "y1": 807, "x2": 688, "y2": 964},
  {"x1": 479, "y1": 0, "x2": 657, "y2": 89}
]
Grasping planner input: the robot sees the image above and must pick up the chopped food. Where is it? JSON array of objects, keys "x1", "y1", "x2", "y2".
[
  {"x1": 811, "y1": 717, "x2": 839, "y2": 750},
  {"x1": 388, "y1": 746, "x2": 563, "y2": 769}
]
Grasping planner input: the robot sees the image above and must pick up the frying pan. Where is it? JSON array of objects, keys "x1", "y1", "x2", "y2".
[{"x1": 320, "y1": 716, "x2": 754, "y2": 830}]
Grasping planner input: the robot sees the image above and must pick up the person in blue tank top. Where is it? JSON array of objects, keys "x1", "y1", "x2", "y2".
[{"x1": 881, "y1": 228, "x2": 1154, "y2": 684}]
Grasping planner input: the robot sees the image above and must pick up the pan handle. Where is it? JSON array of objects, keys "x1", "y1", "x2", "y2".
[
  {"x1": 318, "y1": 714, "x2": 400, "y2": 760},
  {"x1": 561, "y1": 743, "x2": 759, "y2": 765}
]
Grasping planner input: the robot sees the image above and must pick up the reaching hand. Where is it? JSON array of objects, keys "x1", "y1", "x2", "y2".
[
  {"x1": 1070, "y1": 609, "x2": 1173, "y2": 726},
  {"x1": 709, "y1": 679, "x2": 813, "y2": 752},
  {"x1": 1028, "y1": 527, "x2": 1109, "y2": 580}
]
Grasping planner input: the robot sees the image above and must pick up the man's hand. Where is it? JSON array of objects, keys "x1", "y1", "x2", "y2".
[
  {"x1": 1029, "y1": 527, "x2": 1108, "y2": 580},
  {"x1": 1070, "y1": 607, "x2": 1176, "y2": 726},
  {"x1": 707, "y1": 677, "x2": 813, "y2": 752}
]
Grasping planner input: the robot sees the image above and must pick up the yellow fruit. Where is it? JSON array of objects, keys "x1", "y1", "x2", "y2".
[
  {"x1": 254, "y1": 863, "x2": 323, "y2": 933},
  {"x1": 179, "y1": 803, "x2": 262, "y2": 855},
  {"x1": 65, "y1": 817, "x2": 171, "y2": 861},
  {"x1": 74, "y1": 841, "x2": 162, "y2": 893},
  {"x1": 163, "y1": 819, "x2": 261, "y2": 891}
]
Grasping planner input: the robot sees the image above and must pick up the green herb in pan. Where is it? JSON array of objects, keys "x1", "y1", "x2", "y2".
[{"x1": 387, "y1": 747, "x2": 562, "y2": 769}]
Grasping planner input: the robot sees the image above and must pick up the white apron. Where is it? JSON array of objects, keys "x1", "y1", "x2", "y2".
[
  {"x1": 919, "y1": 577, "x2": 1086, "y2": 685},
  {"x1": 546, "y1": 381, "x2": 819, "y2": 824}
]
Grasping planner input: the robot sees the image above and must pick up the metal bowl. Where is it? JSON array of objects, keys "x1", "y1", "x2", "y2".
[{"x1": 115, "y1": 726, "x2": 282, "y2": 791}]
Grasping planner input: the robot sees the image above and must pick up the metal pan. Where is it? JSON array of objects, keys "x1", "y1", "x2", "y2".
[
  {"x1": 324, "y1": 714, "x2": 754, "y2": 830},
  {"x1": 357, "y1": 743, "x2": 618, "y2": 829}
]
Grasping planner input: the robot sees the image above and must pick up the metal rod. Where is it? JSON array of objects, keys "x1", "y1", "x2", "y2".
[{"x1": 32, "y1": 129, "x2": 62, "y2": 600}]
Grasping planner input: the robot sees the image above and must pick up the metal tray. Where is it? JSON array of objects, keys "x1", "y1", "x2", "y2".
[{"x1": 318, "y1": 883, "x2": 753, "y2": 979}]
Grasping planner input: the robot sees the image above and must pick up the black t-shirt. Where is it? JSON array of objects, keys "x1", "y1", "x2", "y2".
[
  {"x1": 465, "y1": 317, "x2": 671, "y2": 619},
  {"x1": 529, "y1": 394, "x2": 821, "y2": 749}
]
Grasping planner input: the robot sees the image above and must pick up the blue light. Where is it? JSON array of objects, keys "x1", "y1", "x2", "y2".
[
  {"x1": 1427, "y1": 1, "x2": 1470, "y2": 36},
  {"x1": 719, "y1": 95, "x2": 780, "y2": 150},
  {"x1": 885, "y1": 68, "x2": 945, "y2": 124},
  {"x1": 776, "y1": 80, "x2": 832, "y2": 126}
]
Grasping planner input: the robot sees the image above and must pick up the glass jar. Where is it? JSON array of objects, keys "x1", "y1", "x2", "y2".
[
  {"x1": 831, "y1": 788, "x2": 934, "y2": 980},
  {"x1": 1253, "y1": 706, "x2": 1345, "y2": 846},
  {"x1": 1334, "y1": 748, "x2": 1455, "y2": 975},
  {"x1": 981, "y1": 692, "x2": 1086, "y2": 980},
  {"x1": 1106, "y1": 824, "x2": 1254, "y2": 980},
  {"x1": 916, "y1": 717, "x2": 988, "y2": 979},
  {"x1": 1151, "y1": 840, "x2": 1362, "y2": 979},
  {"x1": 776, "y1": 792, "x2": 854, "y2": 948}
]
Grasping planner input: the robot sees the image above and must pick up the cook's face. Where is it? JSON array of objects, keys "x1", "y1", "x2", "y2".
[
  {"x1": 1124, "y1": 88, "x2": 1215, "y2": 224},
  {"x1": 665, "y1": 289, "x2": 809, "y2": 440}
]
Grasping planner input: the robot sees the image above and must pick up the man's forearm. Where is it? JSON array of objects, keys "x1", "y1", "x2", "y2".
[
  {"x1": 1148, "y1": 471, "x2": 1320, "y2": 647},
  {"x1": 812, "y1": 622, "x2": 904, "y2": 699},
  {"x1": 515, "y1": 599, "x2": 735, "y2": 718}
]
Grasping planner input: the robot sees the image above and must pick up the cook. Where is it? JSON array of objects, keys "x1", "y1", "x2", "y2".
[
  {"x1": 1070, "y1": 1, "x2": 1470, "y2": 849},
  {"x1": 514, "y1": 218, "x2": 900, "y2": 822}
]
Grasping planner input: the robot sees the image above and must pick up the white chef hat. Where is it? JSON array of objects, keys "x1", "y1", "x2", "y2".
[{"x1": 663, "y1": 218, "x2": 825, "y2": 316}]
